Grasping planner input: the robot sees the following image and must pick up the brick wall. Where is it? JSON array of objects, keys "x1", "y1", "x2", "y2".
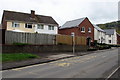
[{"x1": 2, "y1": 45, "x2": 88, "y2": 53}]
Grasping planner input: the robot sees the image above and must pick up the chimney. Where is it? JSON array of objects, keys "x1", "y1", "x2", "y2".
[{"x1": 31, "y1": 10, "x2": 35, "y2": 18}]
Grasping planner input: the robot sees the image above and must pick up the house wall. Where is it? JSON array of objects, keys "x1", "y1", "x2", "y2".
[
  {"x1": 113, "y1": 30, "x2": 117, "y2": 44},
  {"x1": 94, "y1": 28, "x2": 105, "y2": 43},
  {"x1": 6, "y1": 21, "x2": 58, "y2": 34},
  {"x1": 35, "y1": 24, "x2": 58, "y2": 34},
  {"x1": 117, "y1": 34, "x2": 120, "y2": 44},
  {"x1": 105, "y1": 30, "x2": 117, "y2": 44},
  {"x1": 59, "y1": 27, "x2": 78, "y2": 36},
  {"x1": 1, "y1": 16, "x2": 7, "y2": 29},
  {"x1": 94, "y1": 28, "x2": 98, "y2": 41},
  {"x1": 59, "y1": 18, "x2": 94, "y2": 42},
  {"x1": 6, "y1": 21, "x2": 35, "y2": 33}
]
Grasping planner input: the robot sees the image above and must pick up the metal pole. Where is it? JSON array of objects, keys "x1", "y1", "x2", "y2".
[
  {"x1": 73, "y1": 36, "x2": 75, "y2": 54},
  {"x1": 71, "y1": 32, "x2": 75, "y2": 55}
]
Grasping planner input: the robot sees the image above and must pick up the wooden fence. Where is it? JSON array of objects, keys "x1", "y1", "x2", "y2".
[
  {"x1": 4, "y1": 31, "x2": 86, "y2": 45},
  {"x1": 56, "y1": 34, "x2": 86, "y2": 45},
  {"x1": 5, "y1": 31, "x2": 56, "y2": 45}
]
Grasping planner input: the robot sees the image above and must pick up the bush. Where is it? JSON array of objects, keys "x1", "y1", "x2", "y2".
[
  {"x1": 96, "y1": 44, "x2": 111, "y2": 50},
  {"x1": 13, "y1": 43, "x2": 30, "y2": 46},
  {"x1": 87, "y1": 47, "x2": 98, "y2": 51}
]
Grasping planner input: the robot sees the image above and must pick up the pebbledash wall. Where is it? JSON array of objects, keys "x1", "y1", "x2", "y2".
[
  {"x1": 6, "y1": 21, "x2": 58, "y2": 34},
  {"x1": 2, "y1": 45, "x2": 88, "y2": 53}
]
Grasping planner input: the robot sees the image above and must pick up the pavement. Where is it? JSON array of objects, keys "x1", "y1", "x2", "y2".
[
  {"x1": 2, "y1": 48, "x2": 119, "y2": 78},
  {"x1": 2, "y1": 47, "x2": 118, "y2": 70}
]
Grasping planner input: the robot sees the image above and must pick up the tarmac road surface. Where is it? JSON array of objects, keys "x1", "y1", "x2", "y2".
[{"x1": 2, "y1": 48, "x2": 119, "y2": 78}]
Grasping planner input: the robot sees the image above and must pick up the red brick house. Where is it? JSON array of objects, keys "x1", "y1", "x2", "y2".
[
  {"x1": 58, "y1": 17, "x2": 94, "y2": 46},
  {"x1": 117, "y1": 33, "x2": 120, "y2": 44}
]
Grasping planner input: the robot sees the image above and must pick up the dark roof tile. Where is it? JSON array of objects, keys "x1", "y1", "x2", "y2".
[{"x1": 3, "y1": 10, "x2": 58, "y2": 25}]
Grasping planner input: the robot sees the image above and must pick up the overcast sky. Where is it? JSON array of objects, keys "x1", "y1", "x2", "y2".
[{"x1": 0, "y1": 0, "x2": 119, "y2": 26}]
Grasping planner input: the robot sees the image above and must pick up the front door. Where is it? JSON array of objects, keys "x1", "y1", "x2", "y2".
[{"x1": 87, "y1": 37, "x2": 91, "y2": 46}]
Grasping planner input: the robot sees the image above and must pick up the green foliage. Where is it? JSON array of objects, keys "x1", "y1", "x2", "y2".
[
  {"x1": 87, "y1": 47, "x2": 97, "y2": 51},
  {"x1": 97, "y1": 21, "x2": 120, "y2": 34},
  {"x1": 96, "y1": 43, "x2": 111, "y2": 50},
  {"x1": 87, "y1": 43, "x2": 111, "y2": 51},
  {"x1": 1, "y1": 53, "x2": 39, "y2": 62},
  {"x1": 13, "y1": 43, "x2": 30, "y2": 46}
]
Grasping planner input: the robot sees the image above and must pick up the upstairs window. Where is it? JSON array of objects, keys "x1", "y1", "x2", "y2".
[
  {"x1": 109, "y1": 35, "x2": 111, "y2": 37},
  {"x1": 12, "y1": 22, "x2": 20, "y2": 27},
  {"x1": 81, "y1": 27, "x2": 85, "y2": 32},
  {"x1": 109, "y1": 40, "x2": 111, "y2": 43},
  {"x1": 25, "y1": 23, "x2": 32, "y2": 28},
  {"x1": 88, "y1": 27, "x2": 91, "y2": 32},
  {"x1": 37, "y1": 24, "x2": 44, "y2": 29},
  {"x1": 48, "y1": 25, "x2": 54, "y2": 30}
]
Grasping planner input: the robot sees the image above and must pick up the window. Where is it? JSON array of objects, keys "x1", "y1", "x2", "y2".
[
  {"x1": 25, "y1": 23, "x2": 32, "y2": 28},
  {"x1": 37, "y1": 24, "x2": 44, "y2": 29},
  {"x1": 12, "y1": 22, "x2": 19, "y2": 27},
  {"x1": 109, "y1": 40, "x2": 111, "y2": 43},
  {"x1": 81, "y1": 27, "x2": 85, "y2": 32},
  {"x1": 48, "y1": 25, "x2": 54, "y2": 30},
  {"x1": 109, "y1": 35, "x2": 111, "y2": 37},
  {"x1": 88, "y1": 27, "x2": 91, "y2": 32}
]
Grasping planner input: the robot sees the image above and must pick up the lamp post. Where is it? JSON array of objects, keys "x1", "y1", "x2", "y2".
[{"x1": 71, "y1": 32, "x2": 75, "y2": 55}]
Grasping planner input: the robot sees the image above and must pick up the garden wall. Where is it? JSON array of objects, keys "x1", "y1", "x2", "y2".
[{"x1": 2, "y1": 45, "x2": 88, "y2": 53}]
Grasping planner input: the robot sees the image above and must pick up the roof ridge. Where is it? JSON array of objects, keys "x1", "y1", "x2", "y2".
[
  {"x1": 66, "y1": 17, "x2": 87, "y2": 22},
  {"x1": 4, "y1": 10, "x2": 52, "y2": 17},
  {"x1": 3, "y1": 10, "x2": 58, "y2": 25}
]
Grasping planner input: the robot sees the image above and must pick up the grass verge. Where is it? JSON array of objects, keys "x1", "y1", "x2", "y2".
[{"x1": 0, "y1": 53, "x2": 39, "y2": 63}]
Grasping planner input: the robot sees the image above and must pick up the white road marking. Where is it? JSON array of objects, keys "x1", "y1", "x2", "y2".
[{"x1": 105, "y1": 66, "x2": 120, "y2": 80}]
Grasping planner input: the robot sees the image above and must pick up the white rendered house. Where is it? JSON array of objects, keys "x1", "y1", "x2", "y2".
[
  {"x1": 94, "y1": 25, "x2": 106, "y2": 43},
  {"x1": 35, "y1": 24, "x2": 58, "y2": 34},
  {"x1": 104, "y1": 29, "x2": 117, "y2": 44}
]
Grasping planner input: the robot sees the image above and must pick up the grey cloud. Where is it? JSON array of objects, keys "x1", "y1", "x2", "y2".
[{"x1": 0, "y1": 0, "x2": 119, "y2": 25}]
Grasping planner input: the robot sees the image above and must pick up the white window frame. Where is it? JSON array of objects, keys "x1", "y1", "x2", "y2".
[
  {"x1": 12, "y1": 22, "x2": 20, "y2": 27},
  {"x1": 25, "y1": 23, "x2": 32, "y2": 29},
  {"x1": 48, "y1": 25, "x2": 54, "y2": 30},
  {"x1": 81, "y1": 27, "x2": 85, "y2": 32},
  {"x1": 37, "y1": 24, "x2": 44, "y2": 29},
  {"x1": 88, "y1": 27, "x2": 91, "y2": 33}
]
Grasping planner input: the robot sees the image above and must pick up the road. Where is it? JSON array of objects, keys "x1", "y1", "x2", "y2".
[{"x1": 2, "y1": 48, "x2": 119, "y2": 78}]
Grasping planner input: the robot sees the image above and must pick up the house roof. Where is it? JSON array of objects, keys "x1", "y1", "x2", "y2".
[
  {"x1": 60, "y1": 17, "x2": 86, "y2": 29},
  {"x1": 93, "y1": 25, "x2": 105, "y2": 32},
  {"x1": 104, "y1": 29, "x2": 115, "y2": 35},
  {"x1": 3, "y1": 10, "x2": 58, "y2": 25},
  {"x1": 117, "y1": 33, "x2": 120, "y2": 36}
]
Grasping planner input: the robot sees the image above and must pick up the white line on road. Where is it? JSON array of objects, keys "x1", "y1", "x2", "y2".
[{"x1": 105, "y1": 66, "x2": 120, "y2": 80}]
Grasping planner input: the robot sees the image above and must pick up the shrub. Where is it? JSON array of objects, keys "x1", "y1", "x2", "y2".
[
  {"x1": 13, "y1": 43, "x2": 30, "y2": 46},
  {"x1": 87, "y1": 47, "x2": 97, "y2": 51}
]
